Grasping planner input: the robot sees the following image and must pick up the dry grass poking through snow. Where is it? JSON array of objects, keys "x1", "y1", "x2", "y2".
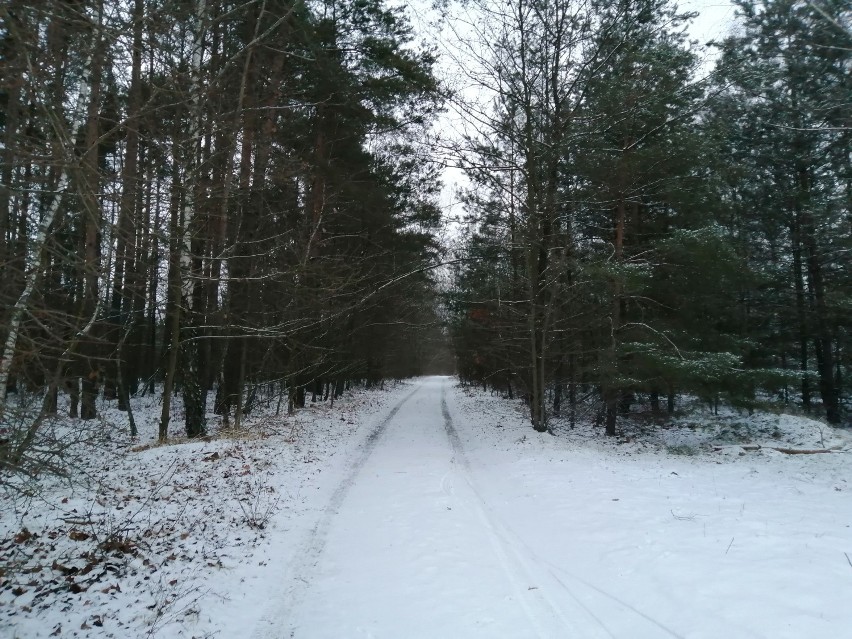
[{"x1": 0, "y1": 384, "x2": 412, "y2": 638}]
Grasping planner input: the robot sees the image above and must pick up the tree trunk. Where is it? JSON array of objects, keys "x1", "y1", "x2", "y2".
[
  {"x1": 112, "y1": 0, "x2": 145, "y2": 407},
  {"x1": 0, "y1": 43, "x2": 94, "y2": 415},
  {"x1": 568, "y1": 355, "x2": 576, "y2": 429},
  {"x1": 77, "y1": 0, "x2": 105, "y2": 415},
  {"x1": 0, "y1": 1, "x2": 25, "y2": 328},
  {"x1": 795, "y1": 157, "x2": 839, "y2": 423},
  {"x1": 791, "y1": 216, "x2": 811, "y2": 409},
  {"x1": 802, "y1": 215, "x2": 839, "y2": 423},
  {"x1": 179, "y1": 0, "x2": 209, "y2": 439},
  {"x1": 81, "y1": 367, "x2": 99, "y2": 420},
  {"x1": 220, "y1": 9, "x2": 265, "y2": 423},
  {"x1": 604, "y1": 196, "x2": 627, "y2": 437},
  {"x1": 67, "y1": 379, "x2": 79, "y2": 419},
  {"x1": 158, "y1": 150, "x2": 184, "y2": 441}
]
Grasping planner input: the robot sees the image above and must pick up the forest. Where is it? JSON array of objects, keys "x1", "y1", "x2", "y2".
[
  {"x1": 0, "y1": 0, "x2": 849, "y2": 479},
  {"x1": 446, "y1": 0, "x2": 850, "y2": 433},
  {"x1": 0, "y1": 0, "x2": 452, "y2": 475}
]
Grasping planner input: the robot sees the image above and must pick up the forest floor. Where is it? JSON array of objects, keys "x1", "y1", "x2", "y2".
[{"x1": 1, "y1": 376, "x2": 851, "y2": 638}]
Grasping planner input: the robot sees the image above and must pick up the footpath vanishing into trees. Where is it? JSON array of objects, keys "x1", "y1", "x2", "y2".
[
  {"x1": 0, "y1": 0, "x2": 452, "y2": 477},
  {"x1": 1, "y1": 2, "x2": 849, "y2": 634},
  {"x1": 2, "y1": 377, "x2": 850, "y2": 638}
]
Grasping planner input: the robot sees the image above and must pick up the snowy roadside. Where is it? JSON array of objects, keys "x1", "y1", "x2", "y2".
[
  {"x1": 445, "y1": 384, "x2": 852, "y2": 639},
  {"x1": 0, "y1": 381, "x2": 416, "y2": 639},
  {"x1": 4, "y1": 378, "x2": 850, "y2": 639}
]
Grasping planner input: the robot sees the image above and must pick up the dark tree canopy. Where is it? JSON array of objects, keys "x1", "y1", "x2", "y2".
[
  {"x1": 0, "y1": 0, "x2": 448, "y2": 462},
  {"x1": 447, "y1": 0, "x2": 851, "y2": 432},
  {"x1": 0, "y1": 0, "x2": 848, "y2": 471}
]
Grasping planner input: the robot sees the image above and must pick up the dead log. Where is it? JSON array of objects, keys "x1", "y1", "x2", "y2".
[{"x1": 712, "y1": 444, "x2": 846, "y2": 455}]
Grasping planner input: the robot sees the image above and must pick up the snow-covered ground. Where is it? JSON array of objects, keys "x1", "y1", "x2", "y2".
[{"x1": 2, "y1": 377, "x2": 850, "y2": 638}]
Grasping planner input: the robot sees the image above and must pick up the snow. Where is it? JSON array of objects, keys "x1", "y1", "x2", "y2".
[
  {"x1": 447, "y1": 386, "x2": 851, "y2": 639},
  {"x1": 2, "y1": 377, "x2": 851, "y2": 638},
  {"x1": 1, "y1": 384, "x2": 418, "y2": 638}
]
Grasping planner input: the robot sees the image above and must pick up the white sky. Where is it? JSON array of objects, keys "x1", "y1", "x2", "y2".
[
  {"x1": 682, "y1": 0, "x2": 738, "y2": 45},
  {"x1": 401, "y1": 0, "x2": 740, "y2": 230}
]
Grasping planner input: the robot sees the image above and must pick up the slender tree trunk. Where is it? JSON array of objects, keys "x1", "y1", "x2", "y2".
[
  {"x1": 802, "y1": 213, "x2": 839, "y2": 423},
  {"x1": 179, "y1": 0, "x2": 209, "y2": 439},
  {"x1": 143, "y1": 164, "x2": 160, "y2": 393},
  {"x1": 568, "y1": 355, "x2": 576, "y2": 429},
  {"x1": 650, "y1": 390, "x2": 660, "y2": 414},
  {"x1": 158, "y1": 150, "x2": 184, "y2": 441},
  {"x1": 220, "y1": 5, "x2": 264, "y2": 420},
  {"x1": 0, "y1": 45, "x2": 94, "y2": 415},
  {"x1": 524, "y1": 193, "x2": 546, "y2": 432},
  {"x1": 141, "y1": 37, "x2": 159, "y2": 394},
  {"x1": 233, "y1": 345, "x2": 248, "y2": 429},
  {"x1": 791, "y1": 216, "x2": 811, "y2": 409},
  {"x1": 111, "y1": 0, "x2": 145, "y2": 408},
  {"x1": 67, "y1": 378, "x2": 79, "y2": 418},
  {"x1": 605, "y1": 196, "x2": 627, "y2": 437},
  {"x1": 77, "y1": 0, "x2": 105, "y2": 416},
  {"x1": 0, "y1": 1, "x2": 25, "y2": 323}
]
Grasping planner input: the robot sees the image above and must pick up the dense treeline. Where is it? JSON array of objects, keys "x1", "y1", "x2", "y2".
[
  {"x1": 448, "y1": 0, "x2": 850, "y2": 433},
  {"x1": 0, "y1": 0, "x2": 848, "y2": 470},
  {"x1": 0, "y1": 0, "x2": 449, "y2": 465}
]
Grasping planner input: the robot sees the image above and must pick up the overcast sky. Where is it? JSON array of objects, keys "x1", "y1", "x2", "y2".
[
  {"x1": 682, "y1": 0, "x2": 738, "y2": 45},
  {"x1": 408, "y1": 0, "x2": 741, "y2": 229}
]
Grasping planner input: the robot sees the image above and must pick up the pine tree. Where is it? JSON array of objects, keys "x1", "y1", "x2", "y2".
[{"x1": 712, "y1": 0, "x2": 851, "y2": 423}]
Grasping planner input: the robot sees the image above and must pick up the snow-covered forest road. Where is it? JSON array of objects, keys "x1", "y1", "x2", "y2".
[
  {"x1": 3, "y1": 377, "x2": 850, "y2": 639},
  {"x1": 246, "y1": 377, "x2": 851, "y2": 639},
  {"x1": 254, "y1": 376, "x2": 614, "y2": 639}
]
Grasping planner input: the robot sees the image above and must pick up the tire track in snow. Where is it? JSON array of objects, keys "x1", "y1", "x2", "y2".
[
  {"x1": 442, "y1": 383, "x2": 685, "y2": 639},
  {"x1": 252, "y1": 382, "x2": 422, "y2": 639},
  {"x1": 440, "y1": 382, "x2": 593, "y2": 639}
]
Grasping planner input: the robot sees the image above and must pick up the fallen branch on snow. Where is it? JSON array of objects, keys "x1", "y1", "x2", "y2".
[{"x1": 712, "y1": 444, "x2": 847, "y2": 455}]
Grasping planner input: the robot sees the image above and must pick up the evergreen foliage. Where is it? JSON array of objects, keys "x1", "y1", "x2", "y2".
[
  {"x1": 0, "y1": 0, "x2": 848, "y2": 466},
  {"x1": 0, "y1": 0, "x2": 447, "y2": 459},
  {"x1": 448, "y1": 0, "x2": 850, "y2": 432}
]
